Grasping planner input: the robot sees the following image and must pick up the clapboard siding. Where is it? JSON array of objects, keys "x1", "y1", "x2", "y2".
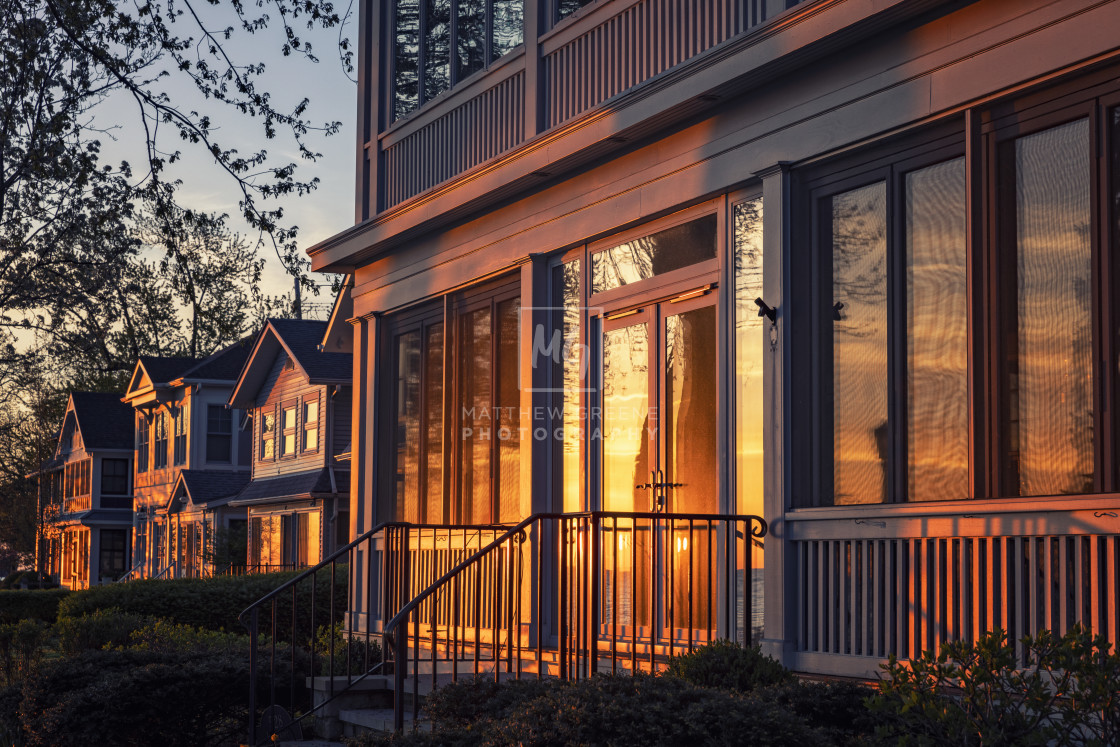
[
  {"x1": 254, "y1": 353, "x2": 327, "y2": 478},
  {"x1": 332, "y1": 386, "x2": 352, "y2": 458}
]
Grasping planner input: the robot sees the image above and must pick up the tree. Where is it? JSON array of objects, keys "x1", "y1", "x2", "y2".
[{"x1": 1, "y1": 0, "x2": 350, "y2": 378}]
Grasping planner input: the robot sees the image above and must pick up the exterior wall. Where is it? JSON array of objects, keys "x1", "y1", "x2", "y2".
[{"x1": 252, "y1": 353, "x2": 328, "y2": 478}]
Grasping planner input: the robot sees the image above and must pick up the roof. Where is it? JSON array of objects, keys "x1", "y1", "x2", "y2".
[
  {"x1": 126, "y1": 337, "x2": 255, "y2": 401},
  {"x1": 228, "y1": 319, "x2": 352, "y2": 407},
  {"x1": 136, "y1": 356, "x2": 200, "y2": 384},
  {"x1": 69, "y1": 392, "x2": 134, "y2": 450},
  {"x1": 229, "y1": 468, "x2": 347, "y2": 506},
  {"x1": 179, "y1": 337, "x2": 254, "y2": 382},
  {"x1": 169, "y1": 470, "x2": 252, "y2": 511}
]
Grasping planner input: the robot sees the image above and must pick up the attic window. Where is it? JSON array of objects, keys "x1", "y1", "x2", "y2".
[{"x1": 284, "y1": 358, "x2": 295, "y2": 372}]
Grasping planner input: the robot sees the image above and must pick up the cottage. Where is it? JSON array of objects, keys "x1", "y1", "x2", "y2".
[
  {"x1": 122, "y1": 342, "x2": 253, "y2": 579},
  {"x1": 227, "y1": 316, "x2": 354, "y2": 571},
  {"x1": 29, "y1": 392, "x2": 134, "y2": 589}
]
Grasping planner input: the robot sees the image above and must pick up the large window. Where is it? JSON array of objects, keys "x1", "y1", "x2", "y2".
[
  {"x1": 387, "y1": 279, "x2": 521, "y2": 524},
  {"x1": 173, "y1": 407, "x2": 187, "y2": 465},
  {"x1": 800, "y1": 73, "x2": 1120, "y2": 504},
  {"x1": 392, "y1": 0, "x2": 524, "y2": 120},
  {"x1": 99, "y1": 529, "x2": 128, "y2": 581},
  {"x1": 153, "y1": 412, "x2": 168, "y2": 470},
  {"x1": 207, "y1": 405, "x2": 232, "y2": 463},
  {"x1": 136, "y1": 418, "x2": 149, "y2": 473},
  {"x1": 101, "y1": 458, "x2": 130, "y2": 508}
]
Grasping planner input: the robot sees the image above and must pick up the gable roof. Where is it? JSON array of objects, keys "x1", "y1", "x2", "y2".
[
  {"x1": 178, "y1": 337, "x2": 253, "y2": 382},
  {"x1": 168, "y1": 469, "x2": 252, "y2": 512},
  {"x1": 124, "y1": 336, "x2": 254, "y2": 401},
  {"x1": 320, "y1": 275, "x2": 353, "y2": 353},
  {"x1": 69, "y1": 392, "x2": 135, "y2": 450},
  {"x1": 228, "y1": 467, "x2": 346, "y2": 506},
  {"x1": 228, "y1": 319, "x2": 352, "y2": 407}
]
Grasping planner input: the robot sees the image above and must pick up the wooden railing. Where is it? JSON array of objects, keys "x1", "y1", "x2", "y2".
[{"x1": 787, "y1": 507, "x2": 1120, "y2": 671}]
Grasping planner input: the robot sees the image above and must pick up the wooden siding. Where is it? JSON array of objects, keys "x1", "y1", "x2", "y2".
[
  {"x1": 384, "y1": 70, "x2": 525, "y2": 208},
  {"x1": 332, "y1": 385, "x2": 352, "y2": 458},
  {"x1": 254, "y1": 353, "x2": 327, "y2": 478},
  {"x1": 543, "y1": 0, "x2": 768, "y2": 127}
]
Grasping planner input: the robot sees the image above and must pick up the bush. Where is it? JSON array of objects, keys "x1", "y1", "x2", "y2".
[
  {"x1": 313, "y1": 623, "x2": 383, "y2": 676},
  {"x1": 755, "y1": 679, "x2": 880, "y2": 744},
  {"x1": 665, "y1": 639, "x2": 792, "y2": 692},
  {"x1": 123, "y1": 618, "x2": 250, "y2": 655},
  {"x1": 870, "y1": 626, "x2": 1120, "y2": 746},
  {"x1": 0, "y1": 620, "x2": 47, "y2": 686},
  {"x1": 0, "y1": 572, "x2": 57, "y2": 591},
  {"x1": 0, "y1": 683, "x2": 22, "y2": 746},
  {"x1": 53, "y1": 608, "x2": 154, "y2": 656},
  {"x1": 56, "y1": 571, "x2": 344, "y2": 635},
  {"x1": 351, "y1": 674, "x2": 823, "y2": 747},
  {"x1": 0, "y1": 590, "x2": 69, "y2": 625},
  {"x1": 18, "y1": 649, "x2": 248, "y2": 747}
]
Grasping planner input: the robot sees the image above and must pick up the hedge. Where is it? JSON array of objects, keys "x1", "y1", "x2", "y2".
[
  {"x1": 0, "y1": 590, "x2": 70, "y2": 625},
  {"x1": 56, "y1": 571, "x2": 346, "y2": 635}
]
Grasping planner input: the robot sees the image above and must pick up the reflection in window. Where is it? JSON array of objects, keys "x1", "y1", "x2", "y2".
[
  {"x1": 556, "y1": 0, "x2": 595, "y2": 22},
  {"x1": 496, "y1": 300, "x2": 521, "y2": 522},
  {"x1": 551, "y1": 260, "x2": 583, "y2": 513},
  {"x1": 424, "y1": 325, "x2": 445, "y2": 522},
  {"x1": 733, "y1": 197, "x2": 764, "y2": 642},
  {"x1": 393, "y1": 324, "x2": 446, "y2": 523},
  {"x1": 601, "y1": 323, "x2": 649, "y2": 512},
  {"x1": 459, "y1": 308, "x2": 492, "y2": 523},
  {"x1": 591, "y1": 215, "x2": 717, "y2": 294},
  {"x1": 394, "y1": 0, "x2": 524, "y2": 120},
  {"x1": 260, "y1": 411, "x2": 276, "y2": 460},
  {"x1": 395, "y1": 331, "x2": 422, "y2": 521},
  {"x1": 906, "y1": 158, "x2": 968, "y2": 501},
  {"x1": 831, "y1": 182, "x2": 888, "y2": 505},
  {"x1": 1004, "y1": 119, "x2": 1093, "y2": 496}
]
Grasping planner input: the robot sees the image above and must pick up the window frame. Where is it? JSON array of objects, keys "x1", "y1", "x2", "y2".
[
  {"x1": 172, "y1": 405, "x2": 187, "y2": 466},
  {"x1": 280, "y1": 399, "x2": 299, "y2": 459},
  {"x1": 153, "y1": 412, "x2": 169, "y2": 470},
  {"x1": 136, "y1": 416, "x2": 149, "y2": 474},
  {"x1": 206, "y1": 405, "x2": 234, "y2": 464},
  {"x1": 302, "y1": 393, "x2": 321, "y2": 454},
  {"x1": 259, "y1": 405, "x2": 277, "y2": 462}
]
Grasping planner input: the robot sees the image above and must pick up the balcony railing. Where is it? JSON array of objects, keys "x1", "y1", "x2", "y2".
[
  {"x1": 374, "y1": 0, "x2": 795, "y2": 210},
  {"x1": 63, "y1": 494, "x2": 91, "y2": 514}
]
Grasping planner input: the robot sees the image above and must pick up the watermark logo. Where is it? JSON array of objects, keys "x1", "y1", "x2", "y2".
[{"x1": 520, "y1": 306, "x2": 600, "y2": 393}]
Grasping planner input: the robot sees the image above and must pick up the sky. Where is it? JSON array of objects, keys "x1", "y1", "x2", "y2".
[{"x1": 94, "y1": 2, "x2": 360, "y2": 318}]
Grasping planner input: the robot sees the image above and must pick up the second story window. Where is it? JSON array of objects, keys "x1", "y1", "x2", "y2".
[
  {"x1": 207, "y1": 405, "x2": 233, "y2": 463},
  {"x1": 137, "y1": 418, "x2": 149, "y2": 473},
  {"x1": 303, "y1": 396, "x2": 319, "y2": 452},
  {"x1": 281, "y1": 402, "x2": 298, "y2": 457},
  {"x1": 173, "y1": 407, "x2": 187, "y2": 465},
  {"x1": 101, "y1": 458, "x2": 129, "y2": 495},
  {"x1": 393, "y1": 0, "x2": 524, "y2": 120},
  {"x1": 260, "y1": 410, "x2": 276, "y2": 461},
  {"x1": 154, "y1": 412, "x2": 168, "y2": 470}
]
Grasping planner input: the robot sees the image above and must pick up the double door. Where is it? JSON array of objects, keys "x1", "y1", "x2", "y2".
[{"x1": 598, "y1": 292, "x2": 719, "y2": 634}]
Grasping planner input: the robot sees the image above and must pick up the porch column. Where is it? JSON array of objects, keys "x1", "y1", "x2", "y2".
[
  {"x1": 348, "y1": 312, "x2": 380, "y2": 631},
  {"x1": 754, "y1": 162, "x2": 793, "y2": 664},
  {"x1": 520, "y1": 257, "x2": 549, "y2": 517}
]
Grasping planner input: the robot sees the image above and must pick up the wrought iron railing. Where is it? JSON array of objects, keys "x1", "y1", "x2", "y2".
[
  {"x1": 382, "y1": 511, "x2": 766, "y2": 731},
  {"x1": 237, "y1": 520, "x2": 508, "y2": 745}
]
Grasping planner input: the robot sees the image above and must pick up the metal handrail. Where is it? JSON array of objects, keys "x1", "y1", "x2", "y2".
[{"x1": 382, "y1": 511, "x2": 767, "y2": 731}]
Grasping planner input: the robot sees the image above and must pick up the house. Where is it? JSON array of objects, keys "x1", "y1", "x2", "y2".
[
  {"x1": 252, "y1": 0, "x2": 1120, "y2": 714},
  {"x1": 123, "y1": 342, "x2": 253, "y2": 579},
  {"x1": 227, "y1": 317, "x2": 353, "y2": 571},
  {"x1": 29, "y1": 392, "x2": 134, "y2": 589}
]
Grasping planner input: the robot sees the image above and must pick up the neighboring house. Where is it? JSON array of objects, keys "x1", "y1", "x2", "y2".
[
  {"x1": 297, "y1": 0, "x2": 1120, "y2": 683},
  {"x1": 227, "y1": 317, "x2": 353, "y2": 571},
  {"x1": 28, "y1": 392, "x2": 134, "y2": 589},
  {"x1": 123, "y1": 342, "x2": 253, "y2": 579}
]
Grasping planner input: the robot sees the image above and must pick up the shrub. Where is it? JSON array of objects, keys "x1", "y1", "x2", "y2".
[
  {"x1": 351, "y1": 674, "x2": 823, "y2": 747},
  {"x1": 56, "y1": 571, "x2": 345, "y2": 635},
  {"x1": 0, "y1": 590, "x2": 69, "y2": 625},
  {"x1": 18, "y1": 649, "x2": 248, "y2": 747},
  {"x1": 123, "y1": 618, "x2": 250, "y2": 655},
  {"x1": 665, "y1": 639, "x2": 792, "y2": 692},
  {"x1": 0, "y1": 683, "x2": 23, "y2": 746},
  {"x1": 313, "y1": 623, "x2": 383, "y2": 676},
  {"x1": 755, "y1": 679, "x2": 880, "y2": 744},
  {"x1": 0, "y1": 572, "x2": 57, "y2": 591},
  {"x1": 53, "y1": 608, "x2": 155, "y2": 656},
  {"x1": 0, "y1": 621, "x2": 47, "y2": 686},
  {"x1": 870, "y1": 626, "x2": 1120, "y2": 746}
]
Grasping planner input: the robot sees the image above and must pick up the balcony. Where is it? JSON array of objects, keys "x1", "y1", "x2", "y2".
[{"x1": 63, "y1": 494, "x2": 91, "y2": 514}]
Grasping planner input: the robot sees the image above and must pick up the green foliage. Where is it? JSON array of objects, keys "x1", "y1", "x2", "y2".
[
  {"x1": 0, "y1": 590, "x2": 68, "y2": 625},
  {"x1": 0, "y1": 573, "x2": 56, "y2": 591},
  {"x1": 56, "y1": 571, "x2": 344, "y2": 635},
  {"x1": 870, "y1": 626, "x2": 1120, "y2": 746},
  {"x1": 17, "y1": 649, "x2": 247, "y2": 747},
  {"x1": 122, "y1": 618, "x2": 250, "y2": 655},
  {"x1": 352, "y1": 674, "x2": 823, "y2": 747},
  {"x1": 665, "y1": 638, "x2": 793, "y2": 692},
  {"x1": 313, "y1": 623, "x2": 382, "y2": 676},
  {"x1": 755, "y1": 679, "x2": 881, "y2": 744},
  {"x1": 0, "y1": 621, "x2": 46, "y2": 686},
  {"x1": 53, "y1": 608, "x2": 154, "y2": 656},
  {"x1": 0, "y1": 684, "x2": 23, "y2": 746}
]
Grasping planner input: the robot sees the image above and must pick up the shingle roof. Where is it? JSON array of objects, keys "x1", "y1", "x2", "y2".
[
  {"x1": 230, "y1": 468, "x2": 343, "y2": 505},
  {"x1": 181, "y1": 336, "x2": 254, "y2": 381},
  {"x1": 71, "y1": 392, "x2": 134, "y2": 450},
  {"x1": 178, "y1": 469, "x2": 252, "y2": 505},
  {"x1": 138, "y1": 356, "x2": 200, "y2": 384},
  {"x1": 268, "y1": 319, "x2": 351, "y2": 383}
]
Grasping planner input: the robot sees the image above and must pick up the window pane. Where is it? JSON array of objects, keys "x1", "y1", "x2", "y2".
[
  {"x1": 601, "y1": 323, "x2": 649, "y2": 512},
  {"x1": 906, "y1": 158, "x2": 968, "y2": 501},
  {"x1": 733, "y1": 198, "x2": 764, "y2": 516},
  {"x1": 208, "y1": 435, "x2": 232, "y2": 463},
  {"x1": 557, "y1": 0, "x2": 594, "y2": 21},
  {"x1": 832, "y1": 182, "x2": 888, "y2": 505},
  {"x1": 459, "y1": 307, "x2": 492, "y2": 523},
  {"x1": 496, "y1": 299, "x2": 521, "y2": 522},
  {"x1": 394, "y1": 0, "x2": 420, "y2": 119},
  {"x1": 424, "y1": 0, "x2": 451, "y2": 101},
  {"x1": 1006, "y1": 118, "x2": 1093, "y2": 496},
  {"x1": 424, "y1": 324, "x2": 445, "y2": 523},
  {"x1": 283, "y1": 407, "x2": 297, "y2": 430},
  {"x1": 395, "y1": 331, "x2": 422, "y2": 522},
  {"x1": 456, "y1": 0, "x2": 486, "y2": 81},
  {"x1": 491, "y1": 0, "x2": 523, "y2": 62},
  {"x1": 591, "y1": 215, "x2": 717, "y2": 294},
  {"x1": 551, "y1": 260, "x2": 583, "y2": 513}
]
